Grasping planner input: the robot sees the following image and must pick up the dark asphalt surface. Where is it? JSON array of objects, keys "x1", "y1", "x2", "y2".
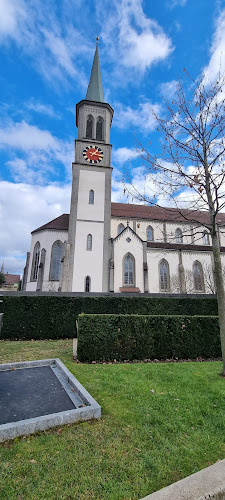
[{"x1": 0, "y1": 366, "x2": 75, "y2": 425}]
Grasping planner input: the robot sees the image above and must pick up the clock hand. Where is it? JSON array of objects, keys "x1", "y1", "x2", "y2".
[{"x1": 90, "y1": 150, "x2": 100, "y2": 156}]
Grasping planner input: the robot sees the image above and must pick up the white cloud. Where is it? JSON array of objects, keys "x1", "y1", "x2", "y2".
[
  {"x1": 0, "y1": 120, "x2": 57, "y2": 151},
  {"x1": 119, "y1": 21, "x2": 173, "y2": 71},
  {"x1": 0, "y1": 0, "x2": 89, "y2": 89},
  {"x1": 114, "y1": 100, "x2": 161, "y2": 131},
  {"x1": 0, "y1": 181, "x2": 70, "y2": 275},
  {"x1": 111, "y1": 167, "x2": 133, "y2": 203},
  {"x1": 112, "y1": 147, "x2": 139, "y2": 164},
  {"x1": 7, "y1": 158, "x2": 37, "y2": 184},
  {"x1": 25, "y1": 100, "x2": 60, "y2": 118},
  {"x1": 99, "y1": 0, "x2": 173, "y2": 74},
  {"x1": 0, "y1": 120, "x2": 73, "y2": 183},
  {"x1": 167, "y1": 0, "x2": 187, "y2": 8},
  {"x1": 0, "y1": 0, "x2": 173, "y2": 89},
  {"x1": 0, "y1": 0, "x2": 26, "y2": 40},
  {"x1": 203, "y1": 9, "x2": 225, "y2": 85},
  {"x1": 111, "y1": 164, "x2": 156, "y2": 204},
  {"x1": 41, "y1": 29, "x2": 77, "y2": 78},
  {"x1": 160, "y1": 80, "x2": 178, "y2": 98}
]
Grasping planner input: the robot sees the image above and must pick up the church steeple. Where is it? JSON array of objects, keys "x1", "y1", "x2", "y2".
[
  {"x1": 61, "y1": 39, "x2": 114, "y2": 294},
  {"x1": 85, "y1": 38, "x2": 104, "y2": 103}
]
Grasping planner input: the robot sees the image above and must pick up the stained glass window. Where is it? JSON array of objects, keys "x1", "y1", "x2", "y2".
[
  {"x1": 50, "y1": 241, "x2": 63, "y2": 280},
  {"x1": 160, "y1": 259, "x2": 169, "y2": 291},
  {"x1": 31, "y1": 242, "x2": 40, "y2": 281},
  {"x1": 124, "y1": 254, "x2": 134, "y2": 285}
]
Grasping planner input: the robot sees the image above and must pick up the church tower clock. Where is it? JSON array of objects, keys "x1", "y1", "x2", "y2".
[{"x1": 61, "y1": 39, "x2": 114, "y2": 292}]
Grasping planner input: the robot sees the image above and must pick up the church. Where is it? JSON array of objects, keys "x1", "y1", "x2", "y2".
[{"x1": 22, "y1": 42, "x2": 225, "y2": 295}]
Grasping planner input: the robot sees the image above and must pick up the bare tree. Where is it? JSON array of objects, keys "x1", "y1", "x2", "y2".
[
  {"x1": 124, "y1": 71, "x2": 225, "y2": 375},
  {"x1": 202, "y1": 263, "x2": 216, "y2": 294},
  {"x1": 170, "y1": 263, "x2": 223, "y2": 294}
]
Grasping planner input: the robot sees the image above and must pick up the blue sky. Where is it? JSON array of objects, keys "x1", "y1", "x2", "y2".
[{"x1": 0, "y1": 0, "x2": 225, "y2": 276}]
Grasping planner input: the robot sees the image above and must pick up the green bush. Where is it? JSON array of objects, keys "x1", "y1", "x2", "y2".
[
  {"x1": 77, "y1": 314, "x2": 221, "y2": 362},
  {"x1": 0, "y1": 295, "x2": 218, "y2": 340}
]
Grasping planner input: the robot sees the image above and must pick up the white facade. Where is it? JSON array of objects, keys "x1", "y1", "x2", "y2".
[
  {"x1": 25, "y1": 229, "x2": 68, "y2": 292},
  {"x1": 113, "y1": 228, "x2": 145, "y2": 293},
  {"x1": 23, "y1": 212, "x2": 225, "y2": 294},
  {"x1": 77, "y1": 170, "x2": 105, "y2": 222},
  {"x1": 72, "y1": 220, "x2": 104, "y2": 292}
]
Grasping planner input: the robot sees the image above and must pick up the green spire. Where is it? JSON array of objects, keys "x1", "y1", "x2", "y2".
[{"x1": 86, "y1": 39, "x2": 105, "y2": 103}]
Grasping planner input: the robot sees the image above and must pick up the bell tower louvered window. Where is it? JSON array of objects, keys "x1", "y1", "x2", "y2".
[
  {"x1": 96, "y1": 117, "x2": 103, "y2": 141},
  {"x1": 86, "y1": 115, "x2": 93, "y2": 139}
]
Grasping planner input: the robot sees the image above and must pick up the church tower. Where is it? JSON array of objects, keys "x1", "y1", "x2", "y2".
[{"x1": 61, "y1": 39, "x2": 114, "y2": 292}]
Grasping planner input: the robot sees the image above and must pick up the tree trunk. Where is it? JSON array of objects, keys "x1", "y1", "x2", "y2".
[{"x1": 211, "y1": 230, "x2": 225, "y2": 376}]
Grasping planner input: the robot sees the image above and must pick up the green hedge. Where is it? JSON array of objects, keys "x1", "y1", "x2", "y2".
[
  {"x1": 0, "y1": 295, "x2": 218, "y2": 340},
  {"x1": 77, "y1": 314, "x2": 221, "y2": 362}
]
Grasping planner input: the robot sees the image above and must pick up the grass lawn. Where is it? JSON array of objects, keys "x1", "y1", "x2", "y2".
[{"x1": 1, "y1": 340, "x2": 225, "y2": 500}]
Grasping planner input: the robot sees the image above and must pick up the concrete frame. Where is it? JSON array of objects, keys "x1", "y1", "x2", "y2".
[{"x1": 0, "y1": 358, "x2": 101, "y2": 442}]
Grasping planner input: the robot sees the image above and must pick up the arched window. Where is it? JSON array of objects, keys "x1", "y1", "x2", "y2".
[
  {"x1": 193, "y1": 261, "x2": 204, "y2": 291},
  {"x1": 159, "y1": 259, "x2": 170, "y2": 291},
  {"x1": 96, "y1": 117, "x2": 103, "y2": 141},
  {"x1": 124, "y1": 253, "x2": 135, "y2": 286},
  {"x1": 86, "y1": 115, "x2": 93, "y2": 139},
  {"x1": 87, "y1": 234, "x2": 92, "y2": 250},
  {"x1": 175, "y1": 228, "x2": 183, "y2": 243},
  {"x1": 203, "y1": 231, "x2": 210, "y2": 245},
  {"x1": 118, "y1": 223, "x2": 125, "y2": 235},
  {"x1": 31, "y1": 242, "x2": 40, "y2": 281},
  {"x1": 85, "y1": 276, "x2": 91, "y2": 292},
  {"x1": 50, "y1": 241, "x2": 63, "y2": 280},
  {"x1": 89, "y1": 189, "x2": 94, "y2": 204},
  {"x1": 147, "y1": 225, "x2": 154, "y2": 242}
]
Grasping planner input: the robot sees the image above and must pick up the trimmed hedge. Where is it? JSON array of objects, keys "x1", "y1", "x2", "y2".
[
  {"x1": 0, "y1": 295, "x2": 218, "y2": 340},
  {"x1": 77, "y1": 314, "x2": 221, "y2": 362}
]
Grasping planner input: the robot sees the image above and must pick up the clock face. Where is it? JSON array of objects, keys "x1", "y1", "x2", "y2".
[{"x1": 83, "y1": 145, "x2": 104, "y2": 164}]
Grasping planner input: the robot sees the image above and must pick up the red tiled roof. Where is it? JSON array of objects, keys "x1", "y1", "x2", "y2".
[
  {"x1": 31, "y1": 203, "x2": 225, "y2": 234},
  {"x1": 32, "y1": 214, "x2": 70, "y2": 234},
  {"x1": 111, "y1": 202, "x2": 225, "y2": 225},
  {"x1": 4, "y1": 273, "x2": 20, "y2": 286}
]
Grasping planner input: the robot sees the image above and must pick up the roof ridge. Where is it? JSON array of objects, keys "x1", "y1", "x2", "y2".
[{"x1": 31, "y1": 203, "x2": 225, "y2": 234}]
